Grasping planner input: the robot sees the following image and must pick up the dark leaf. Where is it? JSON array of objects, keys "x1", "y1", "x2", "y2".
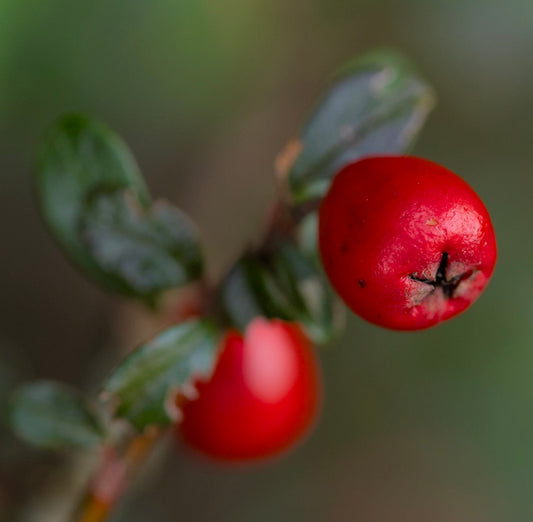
[
  {"x1": 9, "y1": 381, "x2": 104, "y2": 450},
  {"x1": 35, "y1": 114, "x2": 203, "y2": 301},
  {"x1": 103, "y1": 320, "x2": 219, "y2": 430},
  {"x1": 297, "y1": 212, "x2": 320, "y2": 263},
  {"x1": 286, "y1": 49, "x2": 435, "y2": 203},
  {"x1": 221, "y1": 244, "x2": 343, "y2": 344},
  {"x1": 82, "y1": 189, "x2": 203, "y2": 300},
  {"x1": 271, "y1": 243, "x2": 344, "y2": 344},
  {"x1": 221, "y1": 256, "x2": 294, "y2": 331}
]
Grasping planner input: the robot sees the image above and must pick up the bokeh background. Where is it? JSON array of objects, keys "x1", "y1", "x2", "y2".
[{"x1": 1, "y1": 1, "x2": 532, "y2": 521}]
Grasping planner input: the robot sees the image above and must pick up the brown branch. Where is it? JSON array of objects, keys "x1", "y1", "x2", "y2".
[{"x1": 74, "y1": 428, "x2": 162, "y2": 522}]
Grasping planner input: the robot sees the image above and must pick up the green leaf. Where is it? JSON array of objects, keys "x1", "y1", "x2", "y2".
[
  {"x1": 221, "y1": 244, "x2": 343, "y2": 345},
  {"x1": 35, "y1": 114, "x2": 149, "y2": 292},
  {"x1": 297, "y1": 212, "x2": 320, "y2": 263},
  {"x1": 286, "y1": 49, "x2": 435, "y2": 203},
  {"x1": 8, "y1": 381, "x2": 104, "y2": 450},
  {"x1": 82, "y1": 189, "x2": 203, "y2": 301},
  {"x1": 221, "y1": 255, "x2": 294, "y2": 329},
  {"x1": 103, "y1": 320, "x2": 219, "y2": 430},
  {"x1": 35, "y1": 114, "x2": 203, "y2": 301}
]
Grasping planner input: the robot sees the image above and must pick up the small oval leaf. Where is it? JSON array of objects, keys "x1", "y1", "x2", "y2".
[
  {"x1": 82, "y1": 189, "x2": 203, "y2": 300},
  {"x1": 9, "y1": 381, "x2": 104, "y2": 450},
  {"x1": 35, "y1": 114, "x2": 150, "y2": 293},
  {"x1": 35, "y1": 114, "x2": 203, "y2": 301},
  {"x1": 221, "y1": 256, "x2": 294, "y2": 332},
  {"x1": 221, "y1": 244, "x2": 343, "y2": 345},
  {"x1": 271, "y1": 243, "x2": 344, "y2": 344},
  {"x1": 103, "y1": 320, "x2": 219, "y2": 431},
  {"x1": 286, "y1": 49, "x2": 435, "y2": 203}
]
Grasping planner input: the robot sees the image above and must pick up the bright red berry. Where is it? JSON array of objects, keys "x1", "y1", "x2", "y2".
[
  {"x1": 319, "y1": 156, "x2": 497, "y2": 331},
  {"x1": 177, "y1": 318, "x2": 322, "y2": 461}
]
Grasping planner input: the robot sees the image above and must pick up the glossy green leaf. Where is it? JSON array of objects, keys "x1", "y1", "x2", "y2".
[
  {"x1": 82, "y1": 189, "x2": 203, "y2": 300},
  {"x1": 35, "y1": 114, "x2": 149, "y2": 292},
  {"x1": 221, "y1": 255, "x2": 294, "y2": 330},
  {"x1": 9, "y1": 381, "x2": 104, "y2": 450},
  {"x1": 271, "y1": 243, "x2": 344, "y2": 344},
  {"x1": 287, "y1": 49, "x2": 435, "y2": 203},
  {"x1": 103, "y1": 320, "x2": 219, "y2": 430},
  {"x1": 35, "y1": 114, "x2": 203, "y2": 301},
  {"x1": 221, "y1": 244, "x2": 343, "y2": 345}
]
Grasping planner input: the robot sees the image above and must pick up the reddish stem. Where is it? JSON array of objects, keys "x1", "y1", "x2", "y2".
[{"x1": 74, "y1": 428, "x2": 162, "y2": 522}]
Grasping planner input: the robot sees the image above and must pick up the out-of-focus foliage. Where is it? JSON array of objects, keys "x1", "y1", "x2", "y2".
[
  {"x1": 103, "y1": 320, "x2": 219, "y2": 431},
  {"x1": 35, "y1": 115, "x2": 203, "y2": 303},
  {"x1": 286, "y1": 50, "x2": 434, "y2": 203},
  {"x1": 9, "y1": 381, "x2": 104, "y2": 450},
  {"x1": 221, "y1": 243, "x2": 343, "y2": 345}
]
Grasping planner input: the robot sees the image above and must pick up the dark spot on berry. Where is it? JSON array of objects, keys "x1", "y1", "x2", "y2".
[
  {"x1": 341, "y1": 243, "x2": 350, "y2": 254},
  {"x1": 358, "y1": 279, "x2": 366, "y2": 288}
]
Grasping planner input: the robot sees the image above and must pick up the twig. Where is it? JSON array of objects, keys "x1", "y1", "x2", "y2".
[{"x1": 74, "y1": 428, "x2": 163, "y2": 522}]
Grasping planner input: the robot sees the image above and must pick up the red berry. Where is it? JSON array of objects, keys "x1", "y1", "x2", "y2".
[
  {"x1": 319, "y1": 156, "x2": 497, "y2": 331},
  {"x1": 178, "y1": 318, "x2": 322, "y2": 461}
]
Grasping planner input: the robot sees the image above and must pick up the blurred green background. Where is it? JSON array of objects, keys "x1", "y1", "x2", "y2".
[{"x1": 1, "y1": 1, "x2": 532, "y2": 521}]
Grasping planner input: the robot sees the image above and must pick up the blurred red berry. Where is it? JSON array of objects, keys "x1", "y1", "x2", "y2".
[
  {"x1": 319, "y1": 156, "x2": 497, "y2": 330},
  {"x1": 178, "y1": 318, "x2": 322, "y2": 461}
]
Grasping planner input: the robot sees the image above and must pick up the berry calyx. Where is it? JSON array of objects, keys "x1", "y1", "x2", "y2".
[
  {"x1": 177, "y1": 318, "x2": 322, "y2": 461},
  {"x1": 318, "y1": 156, "x2": 497, "y2": 330}
]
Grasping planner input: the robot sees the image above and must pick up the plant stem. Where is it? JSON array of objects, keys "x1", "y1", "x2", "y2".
[{"x1": 73, "y1": 428, "x2": 163, "y2": 522}]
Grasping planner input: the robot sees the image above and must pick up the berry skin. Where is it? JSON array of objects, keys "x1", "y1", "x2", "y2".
[
  {"x1": 178, "y1": 318, "x2": 321, "y2": 461},
  {"x1": 319, "y1": 156, "x2": 497, "y2": 331}
]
